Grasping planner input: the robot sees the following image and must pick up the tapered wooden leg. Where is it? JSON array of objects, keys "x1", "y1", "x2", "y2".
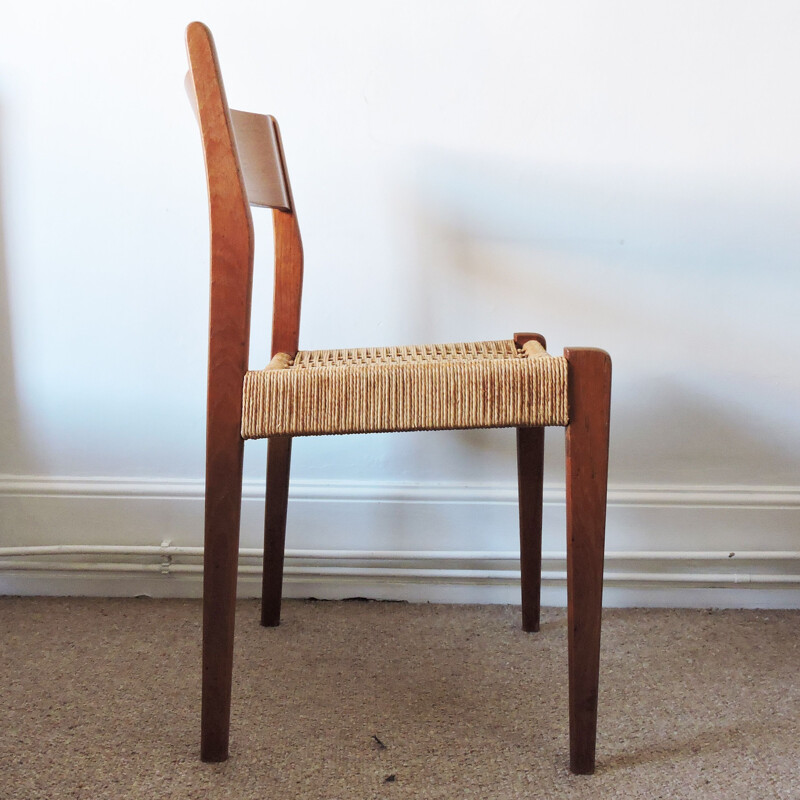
[
  {"x1": 516, "y1": 426, "x2": 545, "y2": 632},
  {"x1": 201, "y1": 432, "x2": 245, "y2": 762},
  {"x1": 261, "y1": 436, "x2": 292, "y2": 627},
  {"x1": 564, "y1": 347, "x2": 611, "y2": 775}
]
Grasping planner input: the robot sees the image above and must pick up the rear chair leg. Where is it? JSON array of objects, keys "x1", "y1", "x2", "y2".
[
  {"x1": 513, "y1": 331, "x2": 549, "y2": 633},
  {"x1": 564, "y1": 347, "x2": 611, "y2": 775},
  {"x1": 261, "y1": 436, "x2": 292, "y2": 627},
  {"x1": 201, "y1": 432, "x2": 245, "y2": 762},
  {"x1": 517, "y1": 426, "x2": 545, "y2": 632}
]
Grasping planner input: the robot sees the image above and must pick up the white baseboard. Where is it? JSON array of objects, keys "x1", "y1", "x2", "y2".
[{"x1": 1, "y1": 476, "x2": 799, "y2": 608}]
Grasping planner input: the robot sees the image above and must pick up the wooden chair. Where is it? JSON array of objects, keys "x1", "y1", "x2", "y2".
[{"x1": 185, "y1": 21, "x2": 612, "y2": 775}]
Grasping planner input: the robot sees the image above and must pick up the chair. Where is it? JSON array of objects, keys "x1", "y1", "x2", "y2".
[{"x1": 185, "y1": 21, "x2": 611, "y2": 775}]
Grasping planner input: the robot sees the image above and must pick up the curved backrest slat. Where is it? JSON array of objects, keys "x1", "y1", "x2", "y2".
[
  {"x1": 230, "y1": 110, "x2": 291, "y2": 211},
  {"x1": 184, "y1": 75, "x2": 291, "y2": 211}
]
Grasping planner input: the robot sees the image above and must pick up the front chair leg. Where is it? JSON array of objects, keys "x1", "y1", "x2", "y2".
[
  {"x1": 564, "y1": 347, "x2": 611, "y2": 775},
  {"x1": 201, "y1": 433, "x2": 245, "y2": 762},
  {"x1": 261, "y1": 436, "x2": 292, "y2": 627}
]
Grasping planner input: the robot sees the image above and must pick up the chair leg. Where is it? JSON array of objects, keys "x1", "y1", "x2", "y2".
[
  {"x1": 516, "y1": 426, "x2": 545, "y2": 632},
  {"x1": 261, "y1": 436, "x2": 292, "y2": 627},
  {"x1": 564, "y1": 347, "x2": 611, "y2": 775},
  {"x1": 201, "y1": 434, "x2": 245, "y2": 762}
]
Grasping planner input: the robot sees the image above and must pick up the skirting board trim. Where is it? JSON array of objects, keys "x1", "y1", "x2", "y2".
[
  {"x1": 2, "y1": 476, "x2": 800, "y2": 607},
  {"x1": 2, "y1": 475, "x2": 800, "y2": 508}
]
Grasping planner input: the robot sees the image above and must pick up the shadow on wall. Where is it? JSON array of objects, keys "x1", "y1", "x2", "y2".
[
  {"x1": 0, "y1": 110, "x2": 31, "y2": 475},
  {"x1": 394, "y1": 150, "x2": 800, "y2": 487}
]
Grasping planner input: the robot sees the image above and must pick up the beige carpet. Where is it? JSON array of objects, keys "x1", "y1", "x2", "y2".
[{"x1": 1, "y1": 597, "x2": 798, "y2": 799}]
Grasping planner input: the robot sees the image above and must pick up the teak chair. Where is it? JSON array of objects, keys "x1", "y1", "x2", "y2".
[{"x1": 185, "y1": 21, "x2": 612, "y2": 775}]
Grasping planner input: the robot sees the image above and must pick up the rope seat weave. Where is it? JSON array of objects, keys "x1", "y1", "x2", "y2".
[{"x1": 241, "y1": 339, "x2": 568, "y2": 438}]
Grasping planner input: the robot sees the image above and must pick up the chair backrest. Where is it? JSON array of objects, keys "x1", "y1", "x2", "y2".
[{"x1": 185, "y1": 21, "x2": 304, "y2": 375}]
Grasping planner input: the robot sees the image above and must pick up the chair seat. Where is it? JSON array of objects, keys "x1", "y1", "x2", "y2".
[{"x1": 241, "y1": 339, "x2": 569, "y2": 438}]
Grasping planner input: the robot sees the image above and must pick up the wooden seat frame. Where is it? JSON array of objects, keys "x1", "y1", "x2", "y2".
[{"x1": 186, "y1": 21, "x2": 611, "y2": 776}]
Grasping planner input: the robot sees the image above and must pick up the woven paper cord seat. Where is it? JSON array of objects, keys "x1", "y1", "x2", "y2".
[{"x1": 242, "y1": 339, "x2": 568, "y2": 437}]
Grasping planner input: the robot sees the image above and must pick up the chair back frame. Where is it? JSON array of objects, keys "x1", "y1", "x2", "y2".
[
  {"x1": 185, "y1": 21, "x2": 305, "y2": 759},
  {"x1": 185, "y1": 20, "x2": 304, "y2": 370}
]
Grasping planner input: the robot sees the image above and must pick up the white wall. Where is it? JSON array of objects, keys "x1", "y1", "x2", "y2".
[{"x1": 1, "y1": 2, "x2": 799, "y2": 605}]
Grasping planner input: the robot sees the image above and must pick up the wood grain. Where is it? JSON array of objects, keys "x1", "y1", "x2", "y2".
[
  {"x1": 261, "y1": 436, "x2": 292, "y2": 627},
  {"x1": 516, "y1": 426, "x2": 545, "y2": 633},
  {"x1": 260, "y1": 122, "x2": 302, "y2": 625},
  {"x1": 186, "y1": 20, "x2": 253, "y2": 763},
  {"x1": 271, "y1": 206, "x2": 303, "y2": 357},
  {"x1": 187, "y1": 21, "x2": 304, "y2": 762},
  {"x1": 229, "y1": 110, "x2": 291, "y2": 210},
  {"x1": 564, "y1": 347, "x2": 612, "y2": 775},
  {"x1": 513, "y1": 332, "x2": 547, "y2": 633},
  {"x1": 513, "y1": 331, "x2": 547, "y2": 351}
]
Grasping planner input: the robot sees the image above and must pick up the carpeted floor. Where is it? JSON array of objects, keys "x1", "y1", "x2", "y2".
[{"x1": 1, "y1": 597, "x2": 798, "y2": 799}]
